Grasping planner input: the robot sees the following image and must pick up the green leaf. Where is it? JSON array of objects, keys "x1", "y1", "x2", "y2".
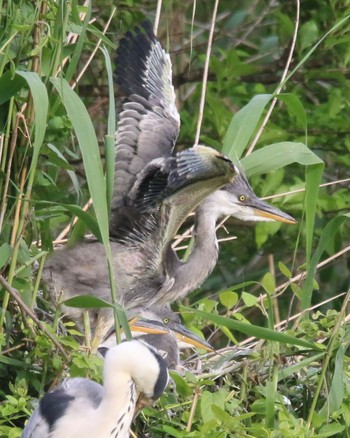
[
  {"x1": 300, "y1": 20, "x2": 319, "y2": 52},
  {"x1": 201, "y1": 390, "x2": 225, "y2": 423},
  {"x1": 261, "y1": 272, "x2": 275, "y2": 295},
  {"x1": 64, "y1": 295, "x2": 116, "y2": 309},
  {"x1": 241, "y1": 142, "x2": 323, "y2": 177},
  {"x1": 219, "y1": 291, "x2": 238, "y2": 309},
  {"x1": 241, "y1": 292, "x2": 258, "y2": 307},
  {"x1": 170, "y1": 372, "x2": 192, "y2": 397},
  {"x1": 277, "y1": 93, "x2": 307, "y2": 131},
  {"x1": 0, "y1": 71, "x2": 25, "y2": 105},
  {"x1": 223, "y1": 94, "x2": 272, "y2": 158},
  {"x1": 278, "y1": 261, "x2": 292, "y2": 279}
]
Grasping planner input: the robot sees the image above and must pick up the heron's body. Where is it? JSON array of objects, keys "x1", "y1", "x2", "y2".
[
  {"x1": 43, "y1": 21, "x2": 295, "y2": 327},
  {"x1": 21, "y1": 341, "x2": 168, "y2": 438}
]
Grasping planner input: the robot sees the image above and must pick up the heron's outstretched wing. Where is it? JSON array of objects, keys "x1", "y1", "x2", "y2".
[{"x1": 111, "y1": 21, "x2": 180, "y2": 233}]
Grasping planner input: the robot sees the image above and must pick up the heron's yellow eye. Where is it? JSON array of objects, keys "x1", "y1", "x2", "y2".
[
  {"x1": 239, "y1": 195, "x2": 246, "y2": 202},
  {"x1": 163, "y1": 317, "x2": 170, "y2": 324}
]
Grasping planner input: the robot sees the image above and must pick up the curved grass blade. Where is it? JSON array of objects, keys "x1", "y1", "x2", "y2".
[
  {"x1": 50, "y1": 78, "x2": 130, "y2": 340},
  {"x1": 240, "y1": 142, "x2": 323, "y2": 176},
  {"x1": 192, "y1": 309, "x2": 322, "y2": 350}
]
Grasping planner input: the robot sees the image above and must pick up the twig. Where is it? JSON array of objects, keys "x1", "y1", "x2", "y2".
[
  {"x1": 263, "y1": 177, "x2": 350, "y2": 201},
  {"x1": 245, "y1": 0, "x2": 300, "y2": 155},
  {"x1": 194, "y1": 0, "x2": 220, "y2": 145},
  {"x1": 153, "y1": 0, "x2": 162, "y2": 36},
  {"x1": 186, "y1": 386, "x2": 201, "y2": 432},
  {"x1": 233, "y1": 244, "x2": 350, "y2": 320},
  {"x1": 72, "y1": 7, "x2": 116, "y2": 89},
  {"x1": 0, "y1": 275, "x2": 69, "y2": 361}
]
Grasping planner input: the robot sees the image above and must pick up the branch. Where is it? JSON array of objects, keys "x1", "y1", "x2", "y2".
[{"x1": 0, "y1": 275, "x2": 70, "y2": 361}]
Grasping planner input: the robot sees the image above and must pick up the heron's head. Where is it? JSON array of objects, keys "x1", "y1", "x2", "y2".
[
  {"x1": 132, "y1": 306, "x2": 214, "y2": 362},
  {"x1": 104, "y1": 340, "x2": 169, "y2": 401},
  {"x1": 203, "y1": 171, "x2": 296, "y2": 223},
  {"x1": 99, "y1": 306, "x2": 213, "y2": 369}
]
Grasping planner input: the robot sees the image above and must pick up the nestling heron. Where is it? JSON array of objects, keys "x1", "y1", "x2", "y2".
[
  {"x1": 108, "y1": 21, "x2": 296, "y2": 309},
  {"x1": 98, "y1": 305, "x2": 213, "y2": 369},
  {"x1": 42, "y1": 21, "x2": 295, "y2": 328},
  {"x1": 21, "y1": 340, "x2": 169, "y2": 438}
]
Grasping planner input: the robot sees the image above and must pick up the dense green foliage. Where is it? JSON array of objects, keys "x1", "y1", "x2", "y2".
[{"x1": 0, "y1": 0, "x2": 349, "y2": 437}]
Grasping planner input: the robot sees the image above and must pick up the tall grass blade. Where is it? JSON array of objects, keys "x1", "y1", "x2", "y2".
[
  {"x1": 193, "y1": 309, "x2": 321, "y2": 350},
  {"x1": 17, "y1": 71, "x2": 48, "y2": 170},
  {"x1": 302, "y1": 214, "x2": 350, "y2": 310},
  {"x1": 50, "y1": 78, "x2": 130, "y2": 339},
  {"x1": 101, "y1": 45, "x2": 116, "y2": 212}
]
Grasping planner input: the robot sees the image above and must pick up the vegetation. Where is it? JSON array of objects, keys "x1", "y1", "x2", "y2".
[{"x1": 0, "y1": 0, "x2": 349, "y2": 437}]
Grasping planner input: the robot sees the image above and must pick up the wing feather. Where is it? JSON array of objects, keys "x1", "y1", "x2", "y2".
[{"x1": 110, "y1": 22, "x2": 180, "y2": 234}]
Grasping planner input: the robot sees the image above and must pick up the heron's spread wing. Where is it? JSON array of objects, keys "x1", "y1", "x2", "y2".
[{"x1": 111, "y1": 21, "x2": 180, "y2": 233}]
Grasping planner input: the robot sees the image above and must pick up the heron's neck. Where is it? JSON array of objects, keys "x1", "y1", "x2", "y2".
[
  {"x1": 98, "y1": 373, "x2": 136, "y2": 437},
  {"x1": 167, "y1": 205, "x2": 219, "y2": 301}
]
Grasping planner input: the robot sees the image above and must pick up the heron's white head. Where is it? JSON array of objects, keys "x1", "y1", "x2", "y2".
[{"x1": 103, "y1": 340, "x2": 169, "y2": 400}]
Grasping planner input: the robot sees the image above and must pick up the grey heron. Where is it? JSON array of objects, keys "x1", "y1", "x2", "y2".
[
  {"x1": 98, "y1": 305, "x2": 213, "y2": 369},
  {"x1": 21, "y1": 340, "x2": 169, "y2": 438},
  {"x1": 42, "y1": 21, "x2": 295, "y2": 329}
]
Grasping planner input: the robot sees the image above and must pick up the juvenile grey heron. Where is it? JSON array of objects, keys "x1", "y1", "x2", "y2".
[
  {"x1": 98, "y1": 305, "x2": 213, "y2": 369},
  {"x1": 42, "y1": 21, "x2": 295, "y2": 329},
  {"x1": 21, "y1": 340, "x2": 169, "y2": 438}
]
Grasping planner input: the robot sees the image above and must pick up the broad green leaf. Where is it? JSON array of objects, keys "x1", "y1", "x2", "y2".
[
  {"x1": 219, "y1": 291, "x2": 238, "y2": 309},
  {"x1": 64, "y1": 295, "x2": 116, "y2": 309},
  {"x1": 241, "y1": 142, "x2": 323, "y2": 177},
  {"x1": 277, "y1": 93, "x2": 307, "y2": 132},
  {"x1": 192, "y1": 309, "x2": 321, "y2": 350},
  {"x1": 262, "y1": 272, "x2": 275, "y2": 295},
  {"x1": 278, "y1": 261, "x2": 292, "y2": 279},
  {"x1": 223, "y1": 94, "x2": 272, "y2": 158},
  {"x1": 241, "y1": 292, "x2": 258, "y2": 307},
  {"x1": 299, "y1": 20, "x2": 319, "y2": 52},
  {"x1": 201, "y1": 390, "x2": 226, "y2": 423},
  {"x1": 0, "y1": 71, "x2": 25, "y2": 105},
  {"x1": 170, "y1": 372, "x2": 192, "y2": 397}
]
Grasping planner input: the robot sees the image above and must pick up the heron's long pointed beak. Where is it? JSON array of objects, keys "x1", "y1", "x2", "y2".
[
  {"x1": 250, "y1": 197, "x2": 296, "y2": 224},
  {"x1": 130, "y1": 318, "x2": 213, "y2": 351},
  {"x1": 169, "y1": 322, "x2": 214, "y2": 351}
]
